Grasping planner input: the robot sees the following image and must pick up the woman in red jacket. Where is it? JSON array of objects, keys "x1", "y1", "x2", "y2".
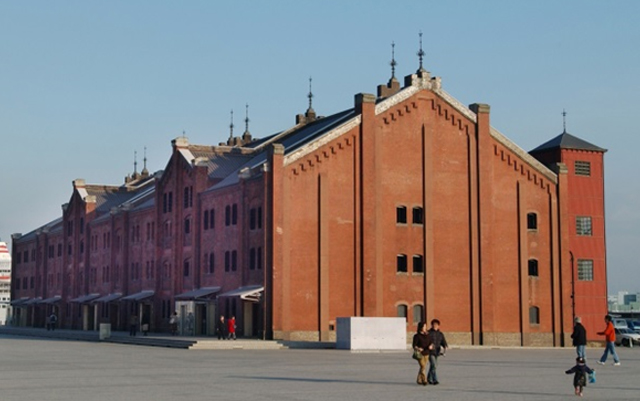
[
  {"x1": 227, "y1": 315, "x2": 237, "y2": 340},
  {"x1": 597, "y1": 315, "x2": 620, "y2": 366}
]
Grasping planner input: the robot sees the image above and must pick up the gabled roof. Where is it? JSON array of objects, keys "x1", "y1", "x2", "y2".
[
  {"x1": 530, "y1": 131, "x2": 607, "y2": 153},
  {"x1": 207, "y1": 108, "x2": 357, "y2": 191}
]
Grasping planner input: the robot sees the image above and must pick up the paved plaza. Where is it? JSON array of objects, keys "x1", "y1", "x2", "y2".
[{"x1": 1, "y1": 334, "x2": 639, "y2": 401}]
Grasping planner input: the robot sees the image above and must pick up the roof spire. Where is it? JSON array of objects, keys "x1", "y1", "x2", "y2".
[
  {"x1": 244, "y1": 103, "x2": 250, "y2": 134},
  {"x1": 562, "y1": 109, "x2": 567, "y2": 133},
  {"x1": 133, "y1": 150, "x2": 138, "y2": 175},
  {"x1": 417, "y1": 31, "x2": 426, "y2": 73},
  {"x1": 142, "y1": 146, "x2": 149, "y2": 176},
  {"x1": 229, "y1": 109, "x2": 234, "y2": 140},
  {"x1": 390, "y1": 41, "x2": 397, "y2": 79},
  {"x1": 307, "y1": 76, "x2": 314, "y2": 112}
]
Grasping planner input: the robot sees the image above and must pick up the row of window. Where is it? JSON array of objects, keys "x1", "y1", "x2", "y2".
[
  {"x1": 396, "y1": 206, "x2": 424, "y2": 225},
  {"x1": 398, "y1": 304, "x2": 541, "y2": 326},
  {"x1": 396, "y1": 254, "x2": 424, "y2": 274}
]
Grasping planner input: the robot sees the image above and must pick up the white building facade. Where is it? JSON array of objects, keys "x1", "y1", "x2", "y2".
[{"x1": 0, "y1": 242, "x2": 11, "y2": 324}]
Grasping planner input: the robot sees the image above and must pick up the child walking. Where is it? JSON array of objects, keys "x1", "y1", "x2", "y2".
[{"x1": 565, "y1": 357, "x2": 593, "y2": 397}]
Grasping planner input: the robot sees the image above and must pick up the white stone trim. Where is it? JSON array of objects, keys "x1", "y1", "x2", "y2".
[
  {"x1": 284, "y1": 116, "x2": 361, "y2": 166},
  {"x1": 375, "y1": 86, "x2": 420, "y2": 115},
  {"x1": 432, "y1": 88, "x2": 478, "y2": 123},
  {"x1": 489, "y1": 127, "x2": 558, "y2": 183}
]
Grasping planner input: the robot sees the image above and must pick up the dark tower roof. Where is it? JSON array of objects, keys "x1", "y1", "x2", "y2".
[{"x1": 530, "y1": 132, "x2": 607, "y2": 154}]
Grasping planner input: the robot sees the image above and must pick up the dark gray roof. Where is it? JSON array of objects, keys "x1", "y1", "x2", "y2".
[
  {"x1": 208, "y1": 108, "x2": 357, "y2": 191},
  {"x1": 15, "y1": 217, "x2": 63, "y2": 243},
  {"x1": 530, "y1": 132, "x2": 607, "y2": 153}
]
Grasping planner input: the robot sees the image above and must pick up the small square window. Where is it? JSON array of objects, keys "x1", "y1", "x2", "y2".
[
  {"x1": 577, "y1": 259, "x2": 594, "y2": 281},
  {"x1": 575, "y1": 161, "x2": 591, "y2": 176},
  {"x1": 576, "y1": 216, "x2": 592, "y2": 236}
]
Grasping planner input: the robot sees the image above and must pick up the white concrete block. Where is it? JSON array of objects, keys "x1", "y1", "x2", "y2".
[{"x1": 336, "y1": 317, "x2": 406, "y2": 350}]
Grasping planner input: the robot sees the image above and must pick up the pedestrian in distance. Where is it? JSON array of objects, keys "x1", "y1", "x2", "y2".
[
  {"x1": 216, "y1": 315, "x2": 227, "y2": 340},
  {"x1": 227, "y1": 315, "x2": 236, "y2": 340},
  {"x1": 411, "y1": 321, "x2": 433, "y2": 386},
  {"x1": 169, "y1": 311, "x2": 178, "y2": 336},
  {"x1": 571, "y1": 316, "x2": 587, "y2": 359},
  {"x1": 47, "y1": 313, "x2": 57, "y2": 331},
  {"x1": 566, "y1": 356, "x2": 593, "y2": 397},
  {"x1": 427, "y1": 318, "x2": 448, "y2": 385},
  {"x1": 597, "y1": 314, "x2": 620, "y2": 366},
  {"x1": 129, "y1": 314, "x2": 138, "y2": 337}
]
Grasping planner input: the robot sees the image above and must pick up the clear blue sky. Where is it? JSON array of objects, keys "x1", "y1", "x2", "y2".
[{"x1": 1, "y1": 1, "x2": 638, "y2": 294}]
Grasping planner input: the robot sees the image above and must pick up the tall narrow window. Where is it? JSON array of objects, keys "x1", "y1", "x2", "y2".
[
  {"x1": 225, "y1": 206, "x2": 231, "y2": 226},
  {"x1": 412, "y1": 255, "x2": 424, "y2": 273},
  {"x1": 577, "y1": 259, "x2": 594, "y2": 281},
  {"x1": 232, "y1": 204, "x2": 238, "y2": 225},
  {"x1": 397, "y1": 304, "x2": 408, "y2": 321},
  {"x1": 204, "y1": 210, "x2": 209, "y2": 230},
  {"x1": 397, "y1": 254, "x2": 407, "y2": 273},
  {"x1": 183, "y1": 259, "x2": 190, "y2": 277},
  {"x1": 231, "y1": 250, "x2": 237, "y2": 271},
  {"x1": 528, "y1": 259, "x2": 539, "y2": 277},
  {"x1": 249, "y1": 248, "x2": 256, "y2": 270},
  {"x1": 412, "y1": 207, "x2": 424, "y2": 224},
  {"x1": 184, "y1": 218, "x2": 191, "y2": 234},
  {"x1": 209, "y1": 253, "x2": 215, "y2": 274},
  {"x1": 529, "y1": 306, "x2": 540, "y2": 325},
  {"x1": 209, "y1": 209, "x2": 215, "y2": 229},
  {"x1": 168, "y1": 192, "x2": 173, "y2": 212},
  {"x1": 576, "y1": 216, "x2": 592, "y2": 236},
  {"x1": 396, "y1": 206, "x2": 407, "y2": 224},
  {"x1": 225, "y1": 251, "x2": 230, "y2": 272},
  {"x1": 250, "y1": 208, "x2": 256, "y2": 230},
  {"x1": 527, "y1": 213, "x2": 538, "y2": 230}
]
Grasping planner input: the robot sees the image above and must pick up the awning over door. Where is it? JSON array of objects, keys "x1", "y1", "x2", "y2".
[
  {"x1": 24, "y1": 297, "x2": 42, "y2": 305},
  {"x1": 93, "y1": 293, "x2": 122, "y2": 303},
  {"x1": 40, "y1": 295, "x2": 62, "y2": 304},
  {"x1": 70, "y1": 294, "x2": 101, "y2": 303},
  {"x1": 10, "y1": 297, "x2": 30, "y2": 306},
  {"x1": 218, "y1": 285, "x2": 264, "y2": 302},
  {"x1": 121, "y1": 290, "x2": 154, "y2": 302},
  {"x1": 175, "y1": 287, "x2": 221, "y2": 301}
]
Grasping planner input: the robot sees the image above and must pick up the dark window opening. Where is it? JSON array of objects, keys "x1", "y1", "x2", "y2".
[
  {"x1": 413, "y1": 255, "x2": 424, "y2": 273},
  {"x1": 412, "y1": 207, "x2": 424, "y2": 224},
  {"x1": 528, "y1": 259, "x2": 539, "y2": 277},
  {"x1": 527, "y1": 213, "x2": 538, "y2": 230},
  {"x1": 396, "y1": 206, "x2": 407, "y2": 224},
  {"x1": 397, "y1": 254, "x2": 407, "y2": 273}
]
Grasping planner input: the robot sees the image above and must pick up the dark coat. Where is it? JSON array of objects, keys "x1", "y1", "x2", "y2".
[
  {"x1": 216, "y1": 319, "x2": 227, "y2": 334},
  {"x1": 566, "y1": 363, "x2": 593, "y2": 387},
  {"x1": 571, "y1": 323, "x2": 587, "y2": 346},
  {"x1": 412, "y1": 332, "x2": 432, "y2": 356},
  {"x1": 427, "y1": 328, "x2": 448, "y2": 355}
]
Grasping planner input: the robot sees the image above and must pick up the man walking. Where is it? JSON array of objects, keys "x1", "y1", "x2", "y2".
[
  {"x1": 427, "y1": 319, "x2": 448, "y2": 385},
  {"x1": 597, "y1": 314, "x2": 620, "y2": 366},
  {"x1": 571, "y1": 316, "x2": 587, "y2": 358}
]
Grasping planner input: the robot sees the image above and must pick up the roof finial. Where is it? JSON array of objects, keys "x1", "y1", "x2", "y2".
[
  {"x1": 133, "y1": 150, "x2": 138, "y2": 175},
  {"x1": 417, "y1": 31, "x2": 426, "y2": 73},
  {"x1": 229, "y1": 109, "x2": 234, "y2": 139},
  {"x1": 307, "y1": 76, "x2": 314, "y2": 111},
  {"x1": 390, "y1": 41, "x2": 397, "y2": 79},
  {"x1": 182, "y1": 130, "x2": 186, "y2": 139},
  {"x1": 562, "y1": 109, "x2": 567, "y2": 133},
  {"x1": 244, "y1": 103, "x2": 250, "y2": 134}
]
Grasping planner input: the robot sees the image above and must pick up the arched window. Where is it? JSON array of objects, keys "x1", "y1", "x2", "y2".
[
  {"x1": 412, "y1": 207, "x2": 424, "y2": 224},
  {"x1": 397, "y1": 304, "x2": 408, "y2": 321},
  {"x1": 529, "y1": 306, "x2": 540, "y2": 325},
  {"x1": 397, "y1": 254, "x2": 408, "y2": 273},
  {"x1": 413, "y1": 305, "x2": 424, "y2": 324},
  {"x1": 413, "y1": 255, "x2": 424, "y2": 273},
  {"x1": 528, "y1": 259, "x2": 538, "y2": 277},
  {"x1": 396, "y1": 206, "x2": 407, "y2": 224}
]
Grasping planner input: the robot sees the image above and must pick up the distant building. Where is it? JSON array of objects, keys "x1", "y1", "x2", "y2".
[
  {"x1": 0, "y1": 242, "x2": 11, "y2": 324},
  {"x1": 11, "y1": 61, "x2": 608, "y2": 345}
]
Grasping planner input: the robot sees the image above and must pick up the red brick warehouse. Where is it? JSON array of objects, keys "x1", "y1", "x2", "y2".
[{"x1": 10, "y1": 53, "x2": 607, "y2": 346}]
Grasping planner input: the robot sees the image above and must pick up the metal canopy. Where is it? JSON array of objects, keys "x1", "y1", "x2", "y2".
[
  {"x1": 40, "y1": 295, "x2": 62, "y2": 304},
  {"x1": 92, "y1": 293, "x2": 122, "y2": 303},
  {"x1": 121, "y1": 290, "x2": 154, "y2": 302},
  {"x1": 175, "y1": 287, "x2": 221, "y2": 300},
  {"x1": 218, "y1": 285, "x2": 264, "y2": 303},
  {"x1": 69, "y1": 293, "x2": 101, "y2": 303}
]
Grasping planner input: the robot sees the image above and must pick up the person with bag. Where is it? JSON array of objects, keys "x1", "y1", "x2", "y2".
[
  {"x1": 412, "y1": 321, "x2": 433, "y2": 386},
  {"x1": 566, "y1": 356, "x2": 594, "y2": 397},
  {"x1": 227, "y1": 315, "x2": 237, "y2": 340}
]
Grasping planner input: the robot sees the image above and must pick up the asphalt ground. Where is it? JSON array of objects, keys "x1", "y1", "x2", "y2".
[{"x1": 1, "y1": 334, "x2": 639, "y2": 401}]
